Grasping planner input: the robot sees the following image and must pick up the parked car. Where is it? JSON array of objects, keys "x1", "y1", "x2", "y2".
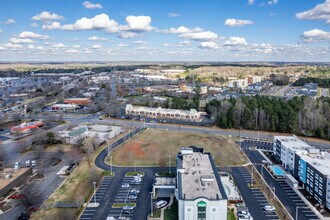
[
  {"x1": 128, "y1": 195, "x2": 137, "y2": 200},
  {"x1": 17, "y1": 212, "x2": 30, "y2": 220},
  {"x1": 129, "y1": 189, "x2": 140, "y2": 195},
  {"x1": 25, "y1": 160, "x2": 30, "y2": 167},
  {"x1": 263, "y1": 205, "x2": 275, "y2": 211},
  {"x1": 156, "y1": 200, "x2": 167, "y2": 209},
  {"x1": 28, "y1": 206, "x2": 38, "y2": 213},
  {"x1": 123, "y1": 205, "x2": 134, "y2": 214},
  {"x1": 237, "y1": 211, "x2": 250, "y2": 217},
  {"x1": 14, "y1": 162, "x2": 21, "y2": 169},
  {"x1": 31, "y1": 160, "x2": 36, "y2": 167},
  {"x1": 130, "y1": 180, "x2": 141, "y2": 185},
  {"x1": 10, "y1": 194, "x2": 25, "y2": 199},
  {"x1": 261, "y1": 160, "x2": 268, "y2": 164},
  {"x1": 121, "y1": 183, "x2": 130, "y2": 188}
]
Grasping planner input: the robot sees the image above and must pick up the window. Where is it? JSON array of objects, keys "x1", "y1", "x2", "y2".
[{"x1": 197, "y1": 201, "x2": 207, "y2": 220}]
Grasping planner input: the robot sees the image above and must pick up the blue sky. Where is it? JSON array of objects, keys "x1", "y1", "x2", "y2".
[{"x1": 0, "y1": 0, "x2": 329, "y2": 62}]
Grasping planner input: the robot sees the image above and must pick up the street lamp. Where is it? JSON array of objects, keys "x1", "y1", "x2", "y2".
[
  {"x1": 150, "y1": 192, "x2": 153, "y2": 217},
  {"x1": 168, "y1": 155, "x2": 171, "y2": 174},
  {"x1": 110, "y1": 156, "x2": 113, "y2": 176},
  {"x1": 93, "y1": 181, "x2": 97, "y2": 205}
]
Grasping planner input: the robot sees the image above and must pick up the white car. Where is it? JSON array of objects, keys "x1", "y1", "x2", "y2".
[
  {"x1": 261, "y1": 160, "x2": 268, "y2": 164},
  {"x1": 156, "y1": 200, "x2": 167, "y2": 209},
  {"x1": 263, "y1": 205, "x2": 276, "y2": 211},
  {"x1": 25, "y1": 160, "x2": 30, "y2": 167},
  {"x1": 121, "y1": 183, "x2": 130, "y2": 188},
  {"x1": 31, "y1": 160, "x2": 36, "y2": 166},
  {"x1": 14, "y1": 162, "x2": 21, "y2": 169}
]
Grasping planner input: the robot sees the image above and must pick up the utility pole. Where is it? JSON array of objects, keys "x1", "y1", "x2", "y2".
[{"x1": 93, "y1": 182, "x2": 97, "y2": 205}]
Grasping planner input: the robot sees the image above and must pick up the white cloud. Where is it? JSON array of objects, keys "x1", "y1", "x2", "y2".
[
  {"x1": 10, "y1": 38, "x2": 35, "y2": 44},
  {"x1": 52, "y1": 43, "x2": 66, "y2": 48},
  {"x1": 169, "y1": 12, "x2": 181, "y2": 18},
  {"x1": 5, "y1": 19, "x2": 15, "y2": 24},
  {"x1": 62, "y1": 14, "x2": 120, "y2": 33},
  {"x1": 66, "y1": 49, "x2": 79, "y2": 53},
  {"x1": 133, "y1": 40, "x2": 148, "y2": 45},
  {"x1": 163, "y1": 26, "x2": 217, "y2": 42},
  {"x1": 180, "y1": 31, "x2": 218, "y2": 41},
  {"x1": 83, "y1": 1, "x2": 103, "y2": 9},
  {"x1": 91, "y1": 44, "x2": 102, "y2": 49},
  {"x1": 31, "y1": 22, "x2": 39, "y2": 27},
  {"x1": 73, "y1": 45, "x2": 81, "y2": 48},
  {"x1": 248, "y1": 0, "x2": 255, "y2": 5},
  {"x1": 199, "y1": 42, "x2": 218, "y2": 49},
  {"x1": 224, "y1": 37, "x2": 247, "y2": 46},
  {"x1": 296, "y1": 0, "x2": 330, "y2": 24},
  {"x1": 3, "y1": 43, "x2": 23, "y2": 49},
  {"x1": 32, "y1": 11, "x2": 64, "y2": 21},
  {"x1": 163, "y1": 26, "x2": 202, "y2": 34},
  {"x1": 27, "y1": 45, "x2": 44, "y2": 50},
  {"x1": 18, "y1": 31, "x2": 49, "y2": 39},
  {"x1": 119, "y1": 32, "x2": 138, "y2": 39},
  {"x1": 225, "y1": 18, "x2": 254, "y2": 27},
  {"x1": 124, "y1": 15, "x2": 153, "y2": 32},
  {"x1": 179, "y1": 40, "x2": 191, "y2": 46},
  {"x1": 267, "y1": 0, "x2": 278, "y2": 5},
  {"x1": 301, "y1": 28, "x2": 330, "y2": 43},
  {"x1": 0, "y1": 29, "x2": 2, "y2": 33},
  {"x1": 42, "y1": 22, "x2": 61, "y2": 30},
  {"x1": 118, "y1": 43, "x2": 127, "y2": 47},
  {"x1": 88, "y1": 36, "x2": 107, "y2": 41}
]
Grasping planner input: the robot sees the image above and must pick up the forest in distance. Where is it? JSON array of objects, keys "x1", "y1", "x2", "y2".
[{"x1": 206, "y1": 96, "x2": 330, "y2": 140}]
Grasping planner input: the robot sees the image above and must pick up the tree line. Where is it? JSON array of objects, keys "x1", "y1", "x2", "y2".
[
  {"x1": 206, "y1": 96, "x2": 330, "y2": 140},
  {"x1": 293, "y1": 77, "x2": 330, "y2": 88}
]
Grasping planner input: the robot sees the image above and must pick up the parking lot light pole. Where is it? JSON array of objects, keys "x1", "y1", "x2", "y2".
[
  {"x1": 93, "y1": 181, "x2": 97, "y2": 205},
  {"x1": 110, "y1": 156, "x2": 113, "y2": 175},
  {"x1": 168, "y1": 155, "x2": 171, "y2": 174},
  {"x1": 150, "y1": 192, "x2": 153, "y2": 217}
]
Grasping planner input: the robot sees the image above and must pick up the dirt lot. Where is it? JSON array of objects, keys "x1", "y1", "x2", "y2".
[{"x1": 110, "y1": 128, "x2": 247, "y2": 167}]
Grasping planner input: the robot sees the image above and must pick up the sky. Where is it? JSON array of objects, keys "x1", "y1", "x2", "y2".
[{"x1": 0, "y1": 0, "x2": 330, "y2": 62}]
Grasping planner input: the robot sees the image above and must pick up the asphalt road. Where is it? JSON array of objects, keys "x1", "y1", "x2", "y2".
[{"x1": 241, "y1": 141, "x2": 319, "y2": 220}]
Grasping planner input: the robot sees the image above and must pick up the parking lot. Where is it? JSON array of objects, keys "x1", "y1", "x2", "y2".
[
  {"x1": 80, "y1": 176, "x2": 113, "y2": 220},
  {"x1": 107, "y1": 176, "x2": 143, "y2": 219},
  {"x1": 241, "y1": 140, "x2": 319, "y2": 220},
  {"x1": 230, "y1": 167, "x2": 279, "y2": 220}
]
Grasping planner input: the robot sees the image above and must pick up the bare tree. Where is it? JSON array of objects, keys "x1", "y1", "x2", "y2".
[
  {"x1": 20, "y1": 182, "x2": 41, "y2": 211},
  {"x1": 16, "y1": 139, "x2": 29, "y2": 153}
]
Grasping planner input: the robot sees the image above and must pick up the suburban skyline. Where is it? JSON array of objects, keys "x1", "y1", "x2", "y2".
[{"x1": 0, "y1": 0, "x2": 330, "y2": 62}]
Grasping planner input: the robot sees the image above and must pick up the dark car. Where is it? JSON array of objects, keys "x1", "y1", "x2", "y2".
[{"x1": 17, "y1": 212, "x2": 30, "y2": 220}]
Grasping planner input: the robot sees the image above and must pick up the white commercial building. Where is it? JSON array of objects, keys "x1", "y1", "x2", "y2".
[
  {"x1": 125, "y1": 104, "x2": 203, "y2": 122},
  {"x1": 176, "y1": 147, "x2": 228, "y2": 220}
]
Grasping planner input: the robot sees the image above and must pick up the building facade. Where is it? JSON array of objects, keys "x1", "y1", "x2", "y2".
[
  {"x1": 125, "y1": 104, "x2": 203, "y2": 122},
  {"x1": 273, "y1": 136, "x2": 330, "y2": 210},
  {"x1": 176, "y1": 147, "x2": 228, "y2": 220}
]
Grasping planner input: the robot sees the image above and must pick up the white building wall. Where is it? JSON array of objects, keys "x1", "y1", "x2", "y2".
[{"x1": 178, "y1": 198, "x2": 227, "y2": 220}]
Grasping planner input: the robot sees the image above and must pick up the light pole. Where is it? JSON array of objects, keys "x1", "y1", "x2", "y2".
[
  {"x1": 168, "y1": 155, "x2": 171, "y2": 174},
  {"x1": 93, "y1": 181, "x2": 97, "y2": 205},
  {"x1": 150, "y1": 192, "x2": 153, "y2": 217},
  {"x1": 272, "y1": 187, "x2": 276, "y2": 200},
  {"x1": 110, "y1": 156, "x2": 113, "y2": 175}
]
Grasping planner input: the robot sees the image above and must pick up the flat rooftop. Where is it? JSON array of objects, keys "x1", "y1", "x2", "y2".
[
  {"x1": 180, "y1": 152, "x2": 223, "y2": 200},
  {"x1": 299, "y1": 152, "x2": 330, "y2": 176},
  {"x1": 274, "y1": 136, "x2": 314, "y2": 152},
  {"x1": 154, "y1": 177, "x2": 176, "y2": 186}
]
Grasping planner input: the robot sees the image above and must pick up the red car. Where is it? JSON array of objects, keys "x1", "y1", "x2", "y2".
[
  {"x1": 9, "y1": 194, "x2": 25, "y2": 199},
  {"x1": 28, "y1": 206, "x2": 38, "y2": 213}
]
